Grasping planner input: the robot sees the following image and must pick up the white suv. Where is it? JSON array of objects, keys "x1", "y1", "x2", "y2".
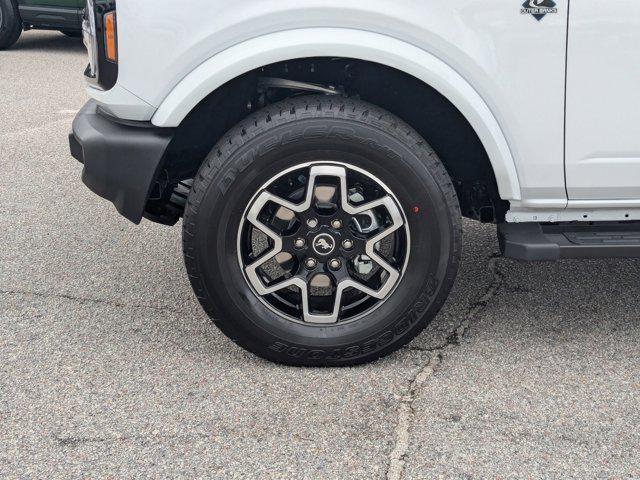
[{"x1": 69, "y1": 1, "x2": 640, "y2": 365}]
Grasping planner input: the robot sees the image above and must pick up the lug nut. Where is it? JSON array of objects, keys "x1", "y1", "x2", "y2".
[
  {"x1": 294, "y1": 238, "x2": 306, "y2": 249},
  {"x1": 342, "y1": 239, "x2": 354, "y2": 250},
  {"x1": 307, "y1": 218, "x2": 319, "y2": 228},
  {"x1": 329, "y1": 259, "x2": 342, "y2": 270},
  {"x1": 305, "y1": 258, "x2": 318, "y2": 269},
  {"x1": 331, "y1": 219, "x2": 343, "y2": 229}
]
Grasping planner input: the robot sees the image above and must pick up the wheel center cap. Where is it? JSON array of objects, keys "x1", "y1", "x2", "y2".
[{"x1": 312, "y1": 233, "x2": 336, "y2": 256}]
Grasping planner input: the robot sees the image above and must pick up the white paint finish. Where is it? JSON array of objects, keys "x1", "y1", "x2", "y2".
[
  {"x1": 566, "y1": 0, "x2": 640, "y2": 200},
  {"x1": 567, "y1": 157, "x2": 640, "y2": 199},
  {"x1": 150, "y1": 28, "x2": 521, "y2": 200},
  {"x1": 105, "y1": 0, "x2": 570, "y2": 205},
  {"x1": 507, "y1": 205, "x2": 640, "y2": 223},
  {"x1": 86, "y1": 84, "x2": 156, "y2": 121}
]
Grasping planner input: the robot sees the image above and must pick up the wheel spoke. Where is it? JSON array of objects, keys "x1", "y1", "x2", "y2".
[
  {"x1": 248, "y1": 165, "x2": 338, "y2": 216},
  {"x1": 251, "y1": 275, "x2": 305, "y2": 297},
  {"x1": 239, "y1": 162, "x2": 410, "y2": 325},
  {"x1": 363, "y1": 195, "x2": 404, "y2": 296},
  {"x1": 303, "y1": 272, "x2": 399, "y2": 325},
  {"x1": 300, "y1": 281, "x2": 341, "y2": 324},
  {"x1": 337, "y1": 277, "x2": 387, "y2": 300},
  {"x1": 244, "y1": 252, "x2": 286, "y2": 296},
  {"x1": 339, "y1": 195, "x2": 405, "y2": 299},
  {"x1": 244, "y1": 192, "x2": 285, "y2": 294},
  {"x1": 247, "y1": 191, "x2": 301, "y2": 219}
]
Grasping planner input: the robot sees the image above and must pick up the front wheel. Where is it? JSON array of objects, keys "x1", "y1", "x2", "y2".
[
  {"x1": 0, "y1": 0, "x2": 22, "y2": 50},
  {"x1": 183, "y1": 95, "x2": 461, "y2": 366}
]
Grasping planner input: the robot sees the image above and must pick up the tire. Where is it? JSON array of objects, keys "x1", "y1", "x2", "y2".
[
  {"x1": 0, "y1": 0, "x2": 22, "y2": 50},
  {"x1": 61, "y1": 30, "x2": 81, "y2": 38},
  {"x1": 183, "y1": 95, "x2": 461, "y2": 366}
]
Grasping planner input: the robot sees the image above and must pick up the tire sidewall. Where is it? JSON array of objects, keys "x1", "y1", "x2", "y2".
[
  {"x1": 185, "y1": 107, "x2": 460, "y2": 365},
  {"x1": 0, "y1": 0, "x2": 21, "y2": 49}
]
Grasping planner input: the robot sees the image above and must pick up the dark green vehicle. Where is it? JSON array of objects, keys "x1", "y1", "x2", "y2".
[{"x1": 0, "y1": 0, "x2": 83, "y2": 49}]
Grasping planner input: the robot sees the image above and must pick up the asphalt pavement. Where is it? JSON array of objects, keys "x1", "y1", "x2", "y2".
[{"x1": 1, "y1": 31, "x2": 638, "y2": 479}]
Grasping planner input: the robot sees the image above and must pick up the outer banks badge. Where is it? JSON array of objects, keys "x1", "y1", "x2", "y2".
[{"x1": 521, "y1": 0, "x2": 558, "y2": 21}]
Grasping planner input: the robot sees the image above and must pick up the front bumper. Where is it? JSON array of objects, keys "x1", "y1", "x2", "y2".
[{"x1": 69, "y1": 100, "x2": 174, "y2": 224}]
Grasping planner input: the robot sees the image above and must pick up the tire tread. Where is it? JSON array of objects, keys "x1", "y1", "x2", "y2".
[{"x1": 183, "y1": 95, "x2": 461, "y2": 366}]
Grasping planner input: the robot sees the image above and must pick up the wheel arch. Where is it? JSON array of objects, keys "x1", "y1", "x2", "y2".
[{"x1": 151, "y1": 28, "x2": 521, "y2": 205}]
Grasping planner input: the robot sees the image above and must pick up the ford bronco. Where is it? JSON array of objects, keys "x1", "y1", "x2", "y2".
[{"x1": 69, "y1": 0, "x2": 640, "y2": 365}]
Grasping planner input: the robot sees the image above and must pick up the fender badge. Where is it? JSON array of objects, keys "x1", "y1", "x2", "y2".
[{"x1": 521, "y1": 0, "x2": 558, "y2": 21}]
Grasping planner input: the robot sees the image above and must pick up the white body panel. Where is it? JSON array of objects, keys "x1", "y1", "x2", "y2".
[
  {"x1": 151, "y1": 28, "x2": 521, "y2": 200},
  {"x1": 91, "y1": 1, "x2": 640, "y2": 221},
  {"x1": 566, "y1": 0, "x2": 640, "y2": 201},
  {"x1": 90, "y1": 0, "x2": 571, "y2": 208}
]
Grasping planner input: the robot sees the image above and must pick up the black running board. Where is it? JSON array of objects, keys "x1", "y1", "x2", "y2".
[{"x1": 498, "y1": 222, "x2": 640, "y2": 261}]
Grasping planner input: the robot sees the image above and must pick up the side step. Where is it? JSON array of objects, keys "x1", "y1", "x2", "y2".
[{"x1": 498, "y1": 222, "x2": 640, "y2": 261}]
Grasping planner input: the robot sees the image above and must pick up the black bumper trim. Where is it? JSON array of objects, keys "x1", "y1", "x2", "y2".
[{"x1": 70, "y1": 100, "x2": 174, "y2": 224}]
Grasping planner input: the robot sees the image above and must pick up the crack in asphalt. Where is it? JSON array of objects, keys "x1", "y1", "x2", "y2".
[
  {"x1": 0, "y1": 289, "x2": 191, "y2": 315},
  {"x1": 386, "y1": 256, "x2": 505, "y2": 480},
  {"x1": 54, "y1": 432, "x2": 211, "y2": 447},
  {"x1": 4, "y1": 256, "x2": 506, "y2": 474}
]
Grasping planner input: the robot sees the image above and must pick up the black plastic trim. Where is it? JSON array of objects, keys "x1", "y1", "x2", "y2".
[
  {"x1": 499, "y1": 222, "x2": 640, "y2": 261},
  {"x1": 19, "y1": 5, "x2": 82, "y2": 30},
  {"x1": 93, "y1": 1, "x2": 118, "y2": 90},
  {"x1": 83, "y1": 1, "x2": 118, "y2": 90},
  {"x1": 70, "y1": 100, "x2": 174, "y2": 224},
  {"x1": 95, "y1": 105, "x2": 159, "y2": 128}
]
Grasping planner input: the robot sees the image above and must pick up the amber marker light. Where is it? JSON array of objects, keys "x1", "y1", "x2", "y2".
[{"x1": 104, "y1": 11, "x2": 117, "y2": 63}]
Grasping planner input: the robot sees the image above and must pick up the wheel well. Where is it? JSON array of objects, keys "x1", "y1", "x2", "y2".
[{"x1": 146, "y1": 58, "x2": 507, "y2": 224}]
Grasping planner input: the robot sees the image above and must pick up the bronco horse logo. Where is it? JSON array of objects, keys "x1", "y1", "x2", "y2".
[
  {"x1": 313, "y1": 235, "x2": 335, "y2": 254},
  {"x1": 315, "y1": 238, "x2": 332, "y2": 250}
]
